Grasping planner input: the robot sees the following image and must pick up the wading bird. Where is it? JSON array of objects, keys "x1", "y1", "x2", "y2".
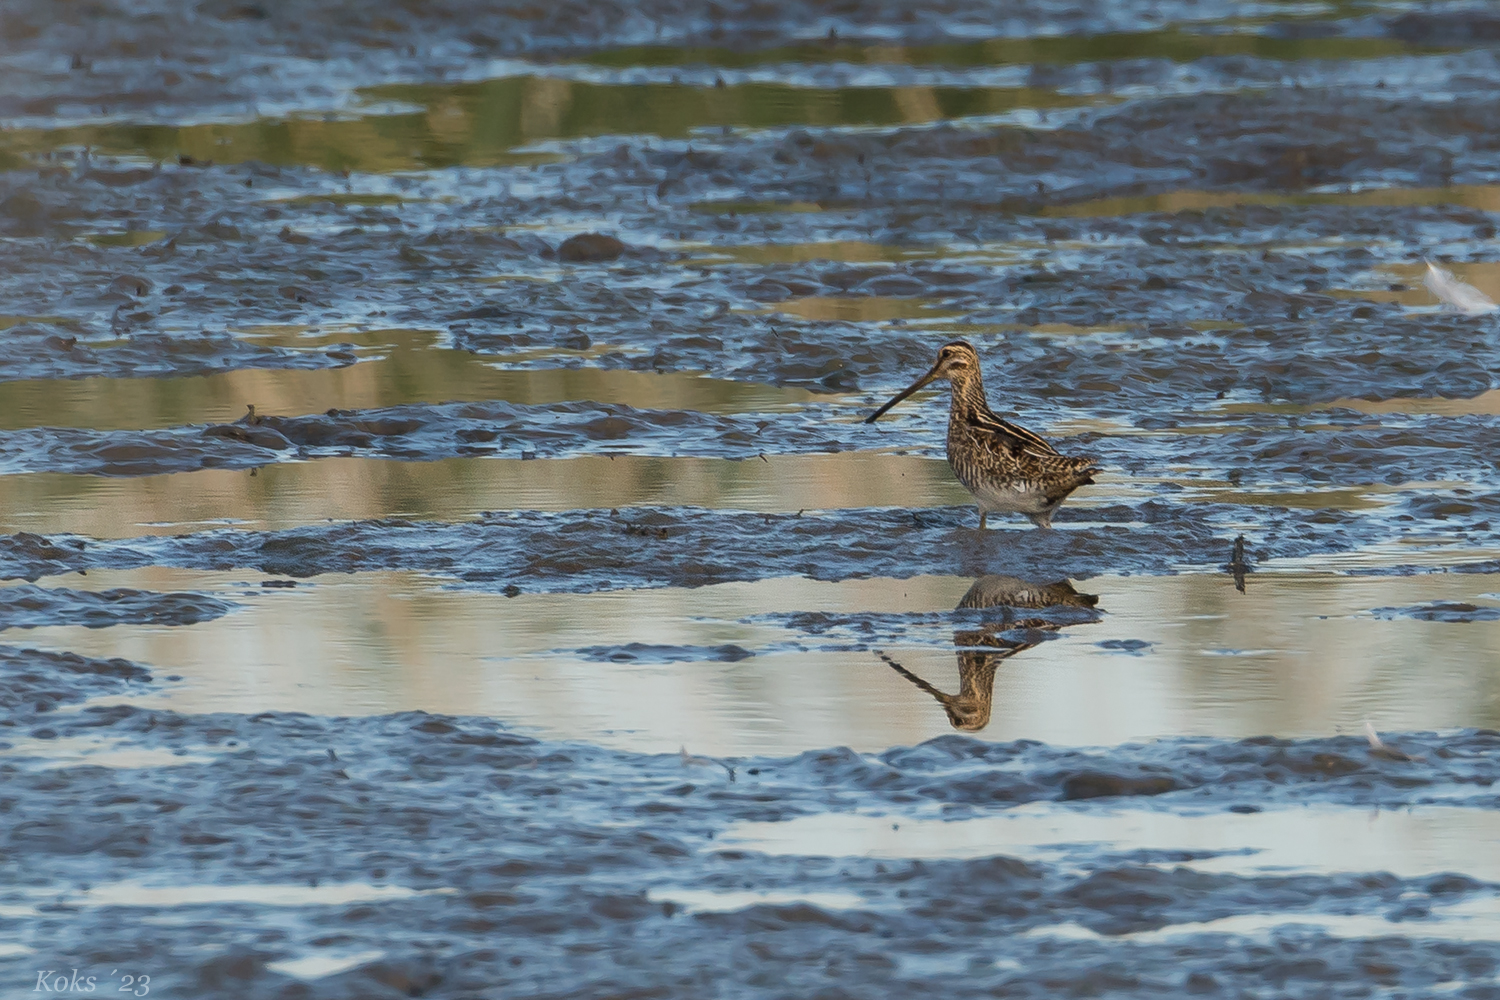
[{"x1": 865, "y1": 340, "x2": 1098, "y2": 529}]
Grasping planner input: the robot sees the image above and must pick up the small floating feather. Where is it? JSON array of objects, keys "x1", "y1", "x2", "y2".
[
  {"x1": 680, "y1": 746, "x2": 736, "y2": 781},
  {"x1": 1363, "y1": 720, "x2": 1425, "y2": 763},
  {"x1": 1424, "y1": 261, "x2": 1498, "y2": 315}
]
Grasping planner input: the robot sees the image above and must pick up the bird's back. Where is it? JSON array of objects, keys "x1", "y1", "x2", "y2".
[{"x1": 947, "y1": 404, "x2": 1098, "y2": 491}]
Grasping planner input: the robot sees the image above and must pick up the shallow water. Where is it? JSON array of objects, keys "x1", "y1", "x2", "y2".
[
  {"x1": 0, "y1": 347, "x2": 826, "y2": 431},
  {"x1": 2, "y1": 77, "x2": 1105, "y2": 172},
  {"x1": 0, "y1": 454, "x2": 978, "y2": 536},
  {"x1": 7, "y1": 0, "x2": 1500, "y2": 995},
  {"x1": 722, "y1": 803, "x2": 1500, "y2": 880},
  {"x1": 8, "y1": 567, "x2": 1498, "y2": 754}
]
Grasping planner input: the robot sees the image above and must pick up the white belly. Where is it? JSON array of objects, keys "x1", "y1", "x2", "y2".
[{"x1": 972, "y1": 481, "x2": 1056, "y2": 516}]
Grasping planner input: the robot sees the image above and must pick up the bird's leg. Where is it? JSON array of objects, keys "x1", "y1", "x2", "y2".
[{"x1": 978, "y1": 510, "x2": 987, "y2": 530}]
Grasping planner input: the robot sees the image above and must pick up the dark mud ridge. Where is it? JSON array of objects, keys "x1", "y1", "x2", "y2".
[
  {"x1": 0, "y1": 504, "x2": 1403, "y2": 591},
  {"x1": 1373, "y1": 601, "x2": 1500, "y2": 624},
  {"x1": 10, "y1": 391, "x2": 1500, "y2": 491},
  {"x1": 0, "y1": 325, "x2": 356, "y2": 384},
  {"x1": 0, "y1": 399, "x2": 865, "y2": 476},
  {"x1": 0, "y1": 584, "x2": 234, "y2": 632}
]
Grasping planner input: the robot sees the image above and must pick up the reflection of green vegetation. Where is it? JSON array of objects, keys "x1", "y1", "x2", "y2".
[
  {"x1": 1188, "y1": 488, "x2": 1388, "y2": 511},
  {"x1": 1224, "y1": 391, "x2": 1500, "y2": 418},
  {"x1": 0, "y1": 114, "x2": 561, "y2": 175},
  {"x1": 275, "y1": 193, "x2": 410, "y2": 207},
  {"x1": 0, "y1": 77, "x2": 1092, "y2": 174},
  {"x1": 692, "y1": 200, "x2": 828, "y2": 215},
  {"x1": 1045, "y1": 185, "x2": 1500, "y2": 217},
  {"x1": 369, "y1": 78, "x2": 1090, "y2": 141},
  {"x1": 0, "y1": 340, "x2": 824, "y2": 432},
  {"x1": 688, "y1": 240, "x2": 934, "y2": 264},
  {"x1": 585, "y1": 29, "x2": 1435, "y2": 71},
  {"x1": 0, "y1": 314, "x2": 73, "y2": 330},
  {"x1": 698, "y1": 185, "x2": 1500, "y2": 222},
  {"x1": 683, "y1": 239, "x2": 1040, "y2": 265},
  {"x1": 84, "y1": 230, "x2": 168, "y2": 247},
  {"x1": 771, "y1": 296, "x2": 964, "y2": 322},
  {"x1": 0, "y1": 452, "x2": 970, "y2": 538},
  {"x1": 0, "y1": 19, "x2": 1453, "y2": 177},
  {"x1": 1184, "y1": 479, "x2": 1465, "y2": 511}
]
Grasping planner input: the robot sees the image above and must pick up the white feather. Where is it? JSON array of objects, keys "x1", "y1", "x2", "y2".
[
  {"x1": 1424, "y1": 261, "x2": 1498, "y2": 316},
  {"x1": 1363, "y1": 720, "x2": 1425, "y2": 763}
]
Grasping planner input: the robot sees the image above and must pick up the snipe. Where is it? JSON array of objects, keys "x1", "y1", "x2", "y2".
[{"x1": 865, "y1": 340, "x2": 1098, "y2": 528}]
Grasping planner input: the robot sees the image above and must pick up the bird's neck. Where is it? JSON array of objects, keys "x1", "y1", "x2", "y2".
[{"x1": 947, "y1": 368, "x2": 991, "y2": 419}]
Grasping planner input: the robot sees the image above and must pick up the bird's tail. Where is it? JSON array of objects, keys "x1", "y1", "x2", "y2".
[{"x1": 1066, "y1": 455, "x2": 1101, "y2": 489}]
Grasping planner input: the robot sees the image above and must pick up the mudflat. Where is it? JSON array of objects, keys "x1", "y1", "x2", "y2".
[{"x1": 5, "y1": 1, "x2": 1500, "y2": 996}]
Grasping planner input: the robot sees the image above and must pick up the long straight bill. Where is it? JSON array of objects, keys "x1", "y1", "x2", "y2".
[{"x1": 864, "y1": 365, "x2": 940, "y2": 423}]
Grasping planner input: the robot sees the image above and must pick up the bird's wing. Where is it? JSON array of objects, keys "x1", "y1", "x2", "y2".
[
  {"x1": 966, "y1": 409, "x2": 1099, "y2": 478},
  {"x1": 965, "y1": 409, "x2": 1061, "y2": 457}
]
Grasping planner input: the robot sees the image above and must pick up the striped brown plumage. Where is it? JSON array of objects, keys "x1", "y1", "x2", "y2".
[{"x1": 865, "y1": 340, "x2": 1099, "y2": 528}]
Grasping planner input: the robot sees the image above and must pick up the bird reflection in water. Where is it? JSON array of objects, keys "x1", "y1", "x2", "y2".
[{"x1": 879, "y1": 576, "x2": 1100, "y2": 732}]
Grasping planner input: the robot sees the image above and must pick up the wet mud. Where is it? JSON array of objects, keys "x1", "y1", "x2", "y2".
[
  {"x1": 7, "y1": 694, "x2": 1500, "y2": 997},
  {"x1": 0, "y1": 584, "x2": 234, "y2": 631},
  {"x1": 7, "y1": 0, "x2": 1500, "y2": 995},
  {"x1": 1373, "y1": 601, "x2": 1500, "y2": 623},
  {"x1": 0, "y1": 645, "x2": 153, "y2": 713},
  {"x1": 0, "y1": 503, "x2": 1388, "y2": 588},
  {"x1": 6, "y1": 567, "x2": 1497, "y2": 754}
]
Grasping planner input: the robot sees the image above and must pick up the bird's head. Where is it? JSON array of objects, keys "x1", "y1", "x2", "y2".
[
  {"x1": 864, "y1": 340, "x2": 980, "y2": 423},
  {"x1": 929, "y1": 340, "x2": 979, "y2": 379}
]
